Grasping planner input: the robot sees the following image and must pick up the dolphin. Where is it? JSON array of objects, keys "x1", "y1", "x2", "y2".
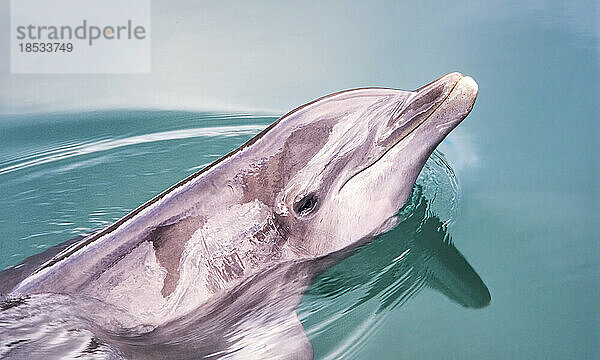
[{"x1": 0, "y1": 72, "x2": 480, "y2": 359}]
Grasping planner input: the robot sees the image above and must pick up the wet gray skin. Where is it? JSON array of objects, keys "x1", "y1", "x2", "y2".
[{"x1": 0, "y1": 73, "x2": 479, "y2": 359}]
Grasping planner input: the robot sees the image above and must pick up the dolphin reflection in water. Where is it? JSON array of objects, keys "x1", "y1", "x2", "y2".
[{"x1": 0, "y1": 73, "x2": 489, "y2": 359}]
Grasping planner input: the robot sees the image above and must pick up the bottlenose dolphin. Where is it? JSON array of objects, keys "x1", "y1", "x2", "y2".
[{"x1": 0, "y1": 72, "x2": 481, "y2": 359}]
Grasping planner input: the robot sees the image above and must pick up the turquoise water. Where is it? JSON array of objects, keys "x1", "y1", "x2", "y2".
[{"x1": 1, "y1": 1, "x2": 598, "y2": 359}]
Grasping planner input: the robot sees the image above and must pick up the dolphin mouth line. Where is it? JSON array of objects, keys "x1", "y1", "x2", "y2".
[{"x1": 338, "y1": 76, "x2": 463, "y2": 192}]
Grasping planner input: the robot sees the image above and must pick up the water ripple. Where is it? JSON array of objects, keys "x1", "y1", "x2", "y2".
[{"x1": 0, "y1": 125, "x2": 265, "y2": 175}]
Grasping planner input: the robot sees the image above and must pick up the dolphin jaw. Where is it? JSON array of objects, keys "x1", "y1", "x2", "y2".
[{"x1": 328, "y1": 73, "x2": 478, "y2": 248}]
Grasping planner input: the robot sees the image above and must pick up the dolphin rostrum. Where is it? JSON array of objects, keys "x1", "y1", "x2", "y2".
[{"x1": 0, "y1": 72, "x2": 481, "y2": 359}]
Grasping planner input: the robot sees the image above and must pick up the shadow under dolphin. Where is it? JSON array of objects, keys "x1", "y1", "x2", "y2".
[{"x1": 306, "y1": 184, "x2": 491, "y2": 314}]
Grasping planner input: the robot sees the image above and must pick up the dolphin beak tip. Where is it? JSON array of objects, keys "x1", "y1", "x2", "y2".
[
  {"x1": 459, "y1": 75, "x2": 478, "y2": 96},
  {"x1": 445, "y1": 73, "x2": 478, "y2": 97}
]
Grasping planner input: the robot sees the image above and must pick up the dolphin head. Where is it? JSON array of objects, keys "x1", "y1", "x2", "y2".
[{"x1": 239, "y1": 73, "x2": 477, "y2": 257}]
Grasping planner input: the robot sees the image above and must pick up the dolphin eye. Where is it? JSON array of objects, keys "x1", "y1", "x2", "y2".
[{"x1": 294, "y1": 193, "x2": 318, "y2": 216}]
